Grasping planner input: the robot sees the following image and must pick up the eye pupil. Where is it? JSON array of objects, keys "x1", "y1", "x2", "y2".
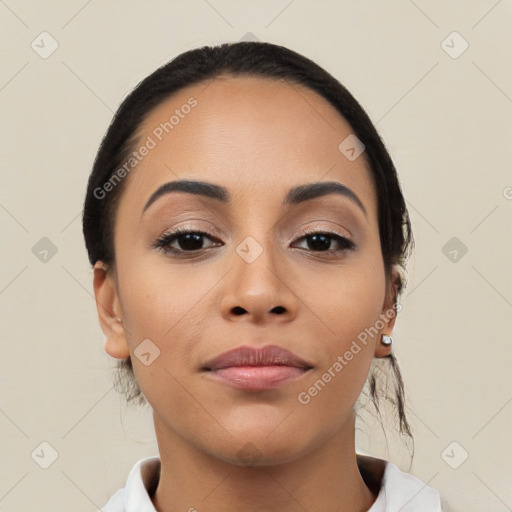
[
  {"x1": 307, "y1": 234, "x2": 330, "y2": 251},
  {"x1": 179, "y1": 233, "x2": 203, "y2": 251}
]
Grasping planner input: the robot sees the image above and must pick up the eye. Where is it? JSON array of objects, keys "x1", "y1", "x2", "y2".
[
  {"x1": 292, "y1": 230, "x2": 355, "y2": 254},
  {"x1": 152, "y1": 228, "x2": 356, "y2": 256},
  {"x1": 153, "y1": 228, "x2": 221, "y2": 254}
]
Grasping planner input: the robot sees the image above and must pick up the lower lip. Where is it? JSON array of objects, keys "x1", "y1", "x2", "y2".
[{"x1": 206, "y1": 365, "x2": 310, "y2": 390}]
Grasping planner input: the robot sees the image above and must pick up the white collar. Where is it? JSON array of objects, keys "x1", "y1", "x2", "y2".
[{"x1": 102, "y1": 453, "x2": 442, "y2": 512}]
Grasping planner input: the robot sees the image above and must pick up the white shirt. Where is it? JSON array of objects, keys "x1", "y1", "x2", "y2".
[{"x1": 101, "y1": 454, "x2": 443, "y2": 512}]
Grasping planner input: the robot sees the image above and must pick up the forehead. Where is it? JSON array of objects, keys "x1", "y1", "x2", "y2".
[{"x1": 119, "y1": 75, "x2": 377, "y2": 218}]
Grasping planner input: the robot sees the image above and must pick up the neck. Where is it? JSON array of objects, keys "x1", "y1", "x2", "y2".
[{"x1": 151, "y1": 410, "x2": 377, "y2": 512}]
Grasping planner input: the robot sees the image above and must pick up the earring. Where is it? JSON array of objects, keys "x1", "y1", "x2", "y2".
[
  {"x1": 381, "y1": 334, "x2": 392, "y2": 346},
  {"x1": 115, "y1": 317, "x2": 123, "y2": 323}
]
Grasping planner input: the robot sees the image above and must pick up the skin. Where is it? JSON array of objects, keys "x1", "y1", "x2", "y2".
[{"x1": 93, "y1": 75, "x2": 399, "y2": 512}]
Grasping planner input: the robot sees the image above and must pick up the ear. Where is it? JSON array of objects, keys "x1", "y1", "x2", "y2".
[
  {"x1": 374, "y1": 266, "x2": 401, "y2": 358},
  {"x1": 92, "y1": 261, "x2": 130, "y2": 359}
]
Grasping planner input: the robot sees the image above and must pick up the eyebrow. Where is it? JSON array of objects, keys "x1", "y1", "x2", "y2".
[{"x1": 141, "y1": 179, "x2": 367, "y2": 217}]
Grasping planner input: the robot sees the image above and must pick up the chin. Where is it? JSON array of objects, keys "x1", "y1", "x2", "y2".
[{"x1": 206, "y1": 432, "x2": 313, "y2": 468}]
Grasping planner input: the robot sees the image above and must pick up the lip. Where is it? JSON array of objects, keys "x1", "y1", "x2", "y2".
[{"x1": 202, "y1": 345, "x2": 313, "y2": 391}]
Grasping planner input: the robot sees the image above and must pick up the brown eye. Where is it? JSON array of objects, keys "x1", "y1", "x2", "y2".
[
  {"x1": 153, "y1": 229, "x2": 220, "y2": 253},
  {"x1": 293, "y1": 231, "x2": 355, "y2": 253}
]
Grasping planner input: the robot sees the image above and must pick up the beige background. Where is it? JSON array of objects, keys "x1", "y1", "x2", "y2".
[{"x1": 1, "y1": 1, "x2": 511, "y2": 511}]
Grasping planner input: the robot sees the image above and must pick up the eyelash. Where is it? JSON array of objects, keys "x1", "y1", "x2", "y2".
[{"x1": 152, "y1": 227, "x2": 356, "y2": 257}]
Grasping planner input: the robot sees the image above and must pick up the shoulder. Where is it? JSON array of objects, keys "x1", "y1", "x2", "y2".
[
  {"x1": 357, "y1": 453, "x2": 443, "y2": 512},
  {"x1": 383, "y1": 461, "x2": 442, "y2": 510},
  {"x1": 101, "y1": 456, "x2": 160, "y2": 512}
]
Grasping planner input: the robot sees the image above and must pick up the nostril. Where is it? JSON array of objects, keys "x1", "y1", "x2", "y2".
[{"x1": 231, "y1": 306, "x2": 285, "y2": 315}]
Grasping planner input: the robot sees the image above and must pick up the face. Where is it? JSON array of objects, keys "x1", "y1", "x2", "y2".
[{"x1": 94, "y1": 75, "x2": 397, "y2": 466}]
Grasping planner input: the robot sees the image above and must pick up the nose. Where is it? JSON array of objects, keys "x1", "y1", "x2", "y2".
[{"x1": 220, "y1": 237, "x2": 298, "y2": 325}]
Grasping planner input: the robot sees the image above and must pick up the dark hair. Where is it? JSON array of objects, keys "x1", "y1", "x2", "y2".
[{"x1": 82, "y1": 41, "x2": 415, "y2": 455}]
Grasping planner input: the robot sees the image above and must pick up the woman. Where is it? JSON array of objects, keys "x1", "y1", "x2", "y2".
[{"x1": 82, "y1": 41, "x2": 443, "y2": 511}]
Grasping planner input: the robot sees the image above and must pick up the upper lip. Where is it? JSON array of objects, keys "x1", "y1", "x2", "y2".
[{"x1": 202, "y1": 345, "x2": 313, "y2": 371}]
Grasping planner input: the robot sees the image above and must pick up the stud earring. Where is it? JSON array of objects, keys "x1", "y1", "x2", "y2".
[{"x1": 381, "y1": 334, "x2": 392, "y2": 346}]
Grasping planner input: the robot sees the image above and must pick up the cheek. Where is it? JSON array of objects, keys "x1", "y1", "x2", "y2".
[
  {"x1": 114, "y1": 243, "x2": 237, "y2": 398},
  {"x1": 117, "y1": 256, "x2": 212, "y2": 348},
  {"x1": 115, "y1": 261, "x2": 210, "y2": 411},
  {"x1": 301, "y1": 252, "x2": 386, "y2": 393},
  {"x1": 306, "y1": 252, "x2": 387, "y2": 347}
]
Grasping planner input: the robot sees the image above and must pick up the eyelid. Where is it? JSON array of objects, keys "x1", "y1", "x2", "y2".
[
  {"x1": 297, "y1": 226, "x2": 352, "y2": 240},
  {"x1": 160, "y1": 221, "x2": 226, "y2": 239},
  {"x1": 155, "y1": 223, "x2": 353, "y2": 243}
]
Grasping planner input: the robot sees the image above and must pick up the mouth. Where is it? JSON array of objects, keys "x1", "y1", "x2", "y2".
[{"x1": 202, "y1": 345, "x2": 314, "y2": 391}]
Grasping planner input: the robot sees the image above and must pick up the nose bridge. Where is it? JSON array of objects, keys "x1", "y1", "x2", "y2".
[
  {"x1": 231, "y1": 199, "x2": 279, "y2": 272},
  {"x1": 234, "y1": 228, "x2": 280, "y2": 294}
]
